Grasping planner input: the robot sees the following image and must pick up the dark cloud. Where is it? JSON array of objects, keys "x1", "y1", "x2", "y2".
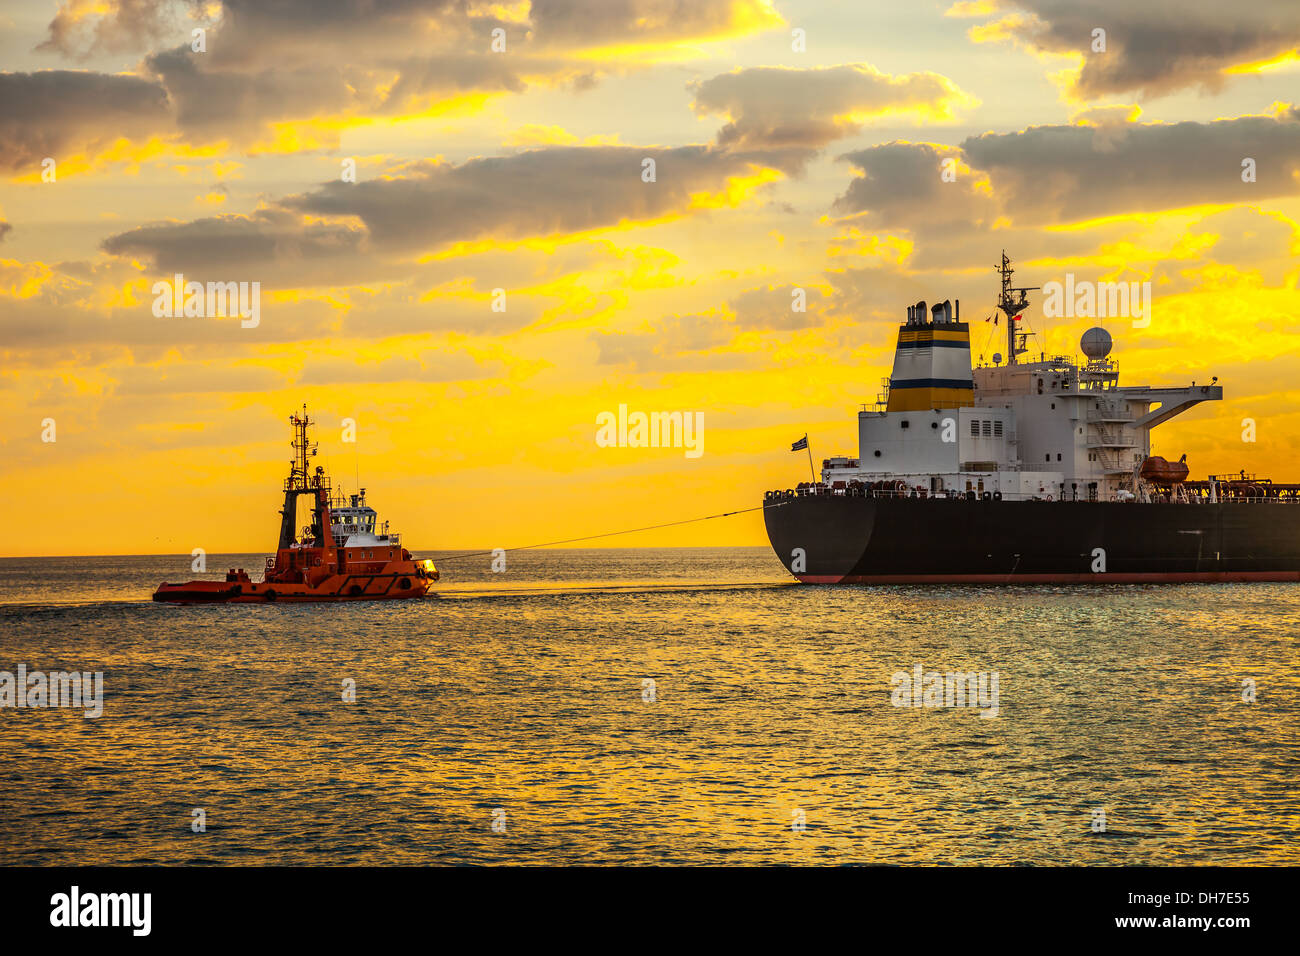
[
  {"x1": 835, "y1": 109, "x2": 1300, "y2": 235},
  {"x1": 834, "y1": 142, "x2": 995, "y2": 233},
  {"x1": 0, "y1": 221, "x2": 11, "y2": 242},
  {"x1": 289, "y1": 147, "x2": 752, "y2": 246},
  {"x1": 961, "y1": 111, "x2": 1300, "y2": 223},
  {"x1": 27, "y1": 0, "x2": 781, "y2": 155},
  {"x1": 692, "y1": 65, "x2": 972, "y2": 162},
  {"x1": 144, "y1": 48, "x2": 353, "y2": 135},
  {"x1": 0, "y1": 70, "x2": 172, "y2": 171},
  {"x1": 104, "y1": 146, "x2": 755, "y2": 276},
  {"x1": 973, "y1": 0, "x2": 1300, "y2": 99},
  {"x1": 102, "y1": 207, "x2": 367, "y2": 277}
]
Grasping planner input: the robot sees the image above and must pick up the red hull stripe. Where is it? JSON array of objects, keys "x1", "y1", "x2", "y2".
[{"x1": 797, "y1": 571, "x2": 1300, "y2": 585}]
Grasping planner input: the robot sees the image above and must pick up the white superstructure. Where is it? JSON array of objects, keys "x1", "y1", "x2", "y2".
[{"x1": 819, "y1": 256, "x2": 1223, "y2": 502}]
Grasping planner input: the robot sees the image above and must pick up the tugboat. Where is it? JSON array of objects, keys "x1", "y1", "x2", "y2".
[
  {"x1": 153, "y1": 408, "x2": 437, "y2": 602},
  {"x1": 764, "y1": 253, "x2": 1300, "y2": 583}
]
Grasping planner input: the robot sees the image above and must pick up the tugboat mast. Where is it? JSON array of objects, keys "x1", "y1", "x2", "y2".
[
  {"x1": 996, "y1": 250, "x2": 1039, "y2": 365},
  {"x1": 278, "y1": 405, "x2": 324, "y2": 550}
]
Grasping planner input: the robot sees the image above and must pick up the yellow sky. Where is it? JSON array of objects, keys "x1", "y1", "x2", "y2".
[{"x1": 3, "y1": 0, "x2": 1300, "y2": 556}]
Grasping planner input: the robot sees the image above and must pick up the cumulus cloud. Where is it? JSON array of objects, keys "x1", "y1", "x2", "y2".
[
  {"x1": 691, "y1": 64, "x2": 976, "y2": 162},
  {"x1": 37, "y1": 0, "x2": 196, "y2": 58},
  {"x1": 25, "y1": 0, "x2": 784, "y2": 156},
  {"x1": 835, "y1": 109, "x2": 1300, "y2": 234},
  {"x1": 963, "y1": 0, "x2": 1300, "y2": 100},
  {"x1": 0, "y1": 70, "x2": 172, "y2": 171},
  {"x1": 103, "y1": 145, "x2": 757, "y2": 276},
  {"x1": 102, "y1": 207, "x2": 367, "y2": 276},
  {"x1": 961, "y1": 110, "x2": 1300, "y2": 223},
  {"x1": 834, "y1": 142, "x2": 996, "y2": 234}
]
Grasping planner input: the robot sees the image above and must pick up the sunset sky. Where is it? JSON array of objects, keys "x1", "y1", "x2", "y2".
[{"x1": 3, "y1": 0, "x2": 1300, "y2": 556}]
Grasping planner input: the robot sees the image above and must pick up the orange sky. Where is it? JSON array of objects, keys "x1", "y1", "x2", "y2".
[{"x1": 2, "y1": 0, "x2": 1300, "y2": 556}]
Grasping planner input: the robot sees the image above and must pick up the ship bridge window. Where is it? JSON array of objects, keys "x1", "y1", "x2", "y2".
[
  {"x1": 970, "y1": 420, "x2": 979, "y2": 437},
  {"x1": 994, "y1": 421, "x2": 1003, "y2": 437},
  {"x1": 981, "y1": 421, "x2": 991, "y2": 437}
]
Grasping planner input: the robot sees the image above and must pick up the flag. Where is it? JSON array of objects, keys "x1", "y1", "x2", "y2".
[
  {"x1": 791, "y1": 436, "x2": 808, "y2": 452},
  {"x1": 1013, "y1": 313, "x2": 1022, "y2": 322}
]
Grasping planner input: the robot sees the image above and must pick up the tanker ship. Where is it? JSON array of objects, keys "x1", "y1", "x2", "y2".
[
  {"x1": 153, "y1": 408, "x2": 438, "y2": 602},
  {"x1": 764, "y1": 253, "x2": 1300, "y2": 584}
]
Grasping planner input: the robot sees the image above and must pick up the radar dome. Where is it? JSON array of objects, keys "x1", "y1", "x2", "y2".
[{"x1": 1081, "y1": 326, "x2": 1112, "y2": 360}]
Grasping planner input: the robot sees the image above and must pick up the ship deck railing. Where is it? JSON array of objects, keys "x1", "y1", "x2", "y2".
[{"x1": 765, "y1": 486, "x2": 1300, "y2": 503}]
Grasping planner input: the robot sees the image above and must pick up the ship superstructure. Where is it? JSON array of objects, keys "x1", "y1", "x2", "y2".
[
  {"x1": 821, "y1": 253, "x2": 1221, "y2": 502},
  {"x1": 764, "y1": 254, "x2": 1300, "y2": 583}
]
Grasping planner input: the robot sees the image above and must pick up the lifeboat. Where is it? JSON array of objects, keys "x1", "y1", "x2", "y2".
[
  {"x1": 152, "y1": 408, "x2": 438, "y2": 603},
  {"x1": 1139, "y1": 454, "x2": 1190, "y2": 484}
]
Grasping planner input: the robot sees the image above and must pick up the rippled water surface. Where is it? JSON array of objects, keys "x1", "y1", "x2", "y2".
[{"x1": 1, "y1": 549, "x2": 1297, "y2": 865}]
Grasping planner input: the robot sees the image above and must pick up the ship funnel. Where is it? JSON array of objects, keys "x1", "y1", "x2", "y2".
[{"x1": 887, "y1": 295, "x2": 974, "y2": 412}]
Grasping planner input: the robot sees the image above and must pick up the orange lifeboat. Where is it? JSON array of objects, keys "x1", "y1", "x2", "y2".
[{"x1": 1140, "y1": 454, "x2": 1190, "y2": 484}]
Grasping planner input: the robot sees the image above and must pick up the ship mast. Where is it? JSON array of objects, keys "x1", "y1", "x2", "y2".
[
  {"x1": 996, "y1": 250, "x2": 1038, "y2": 365},
  {"x1": 279, "y1": 405, "x2": 322, "y2": 550},
  {"x1": 288, "y1": 406, "x2": 314, "y2": 493}
]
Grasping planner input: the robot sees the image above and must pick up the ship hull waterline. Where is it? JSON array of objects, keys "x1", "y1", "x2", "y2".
[{"x1": 764, "y1": 496, "x2": 1300, "y2": 585}]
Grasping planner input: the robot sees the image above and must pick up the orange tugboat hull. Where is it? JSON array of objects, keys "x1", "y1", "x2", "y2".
[{"x1": 152, "y1": 570, "x2": 432, "y2": 603}]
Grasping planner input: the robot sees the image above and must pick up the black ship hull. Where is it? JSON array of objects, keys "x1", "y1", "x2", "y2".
[{"x1": 764, "y1": 495, "x2": 1300, "y2": 583}]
